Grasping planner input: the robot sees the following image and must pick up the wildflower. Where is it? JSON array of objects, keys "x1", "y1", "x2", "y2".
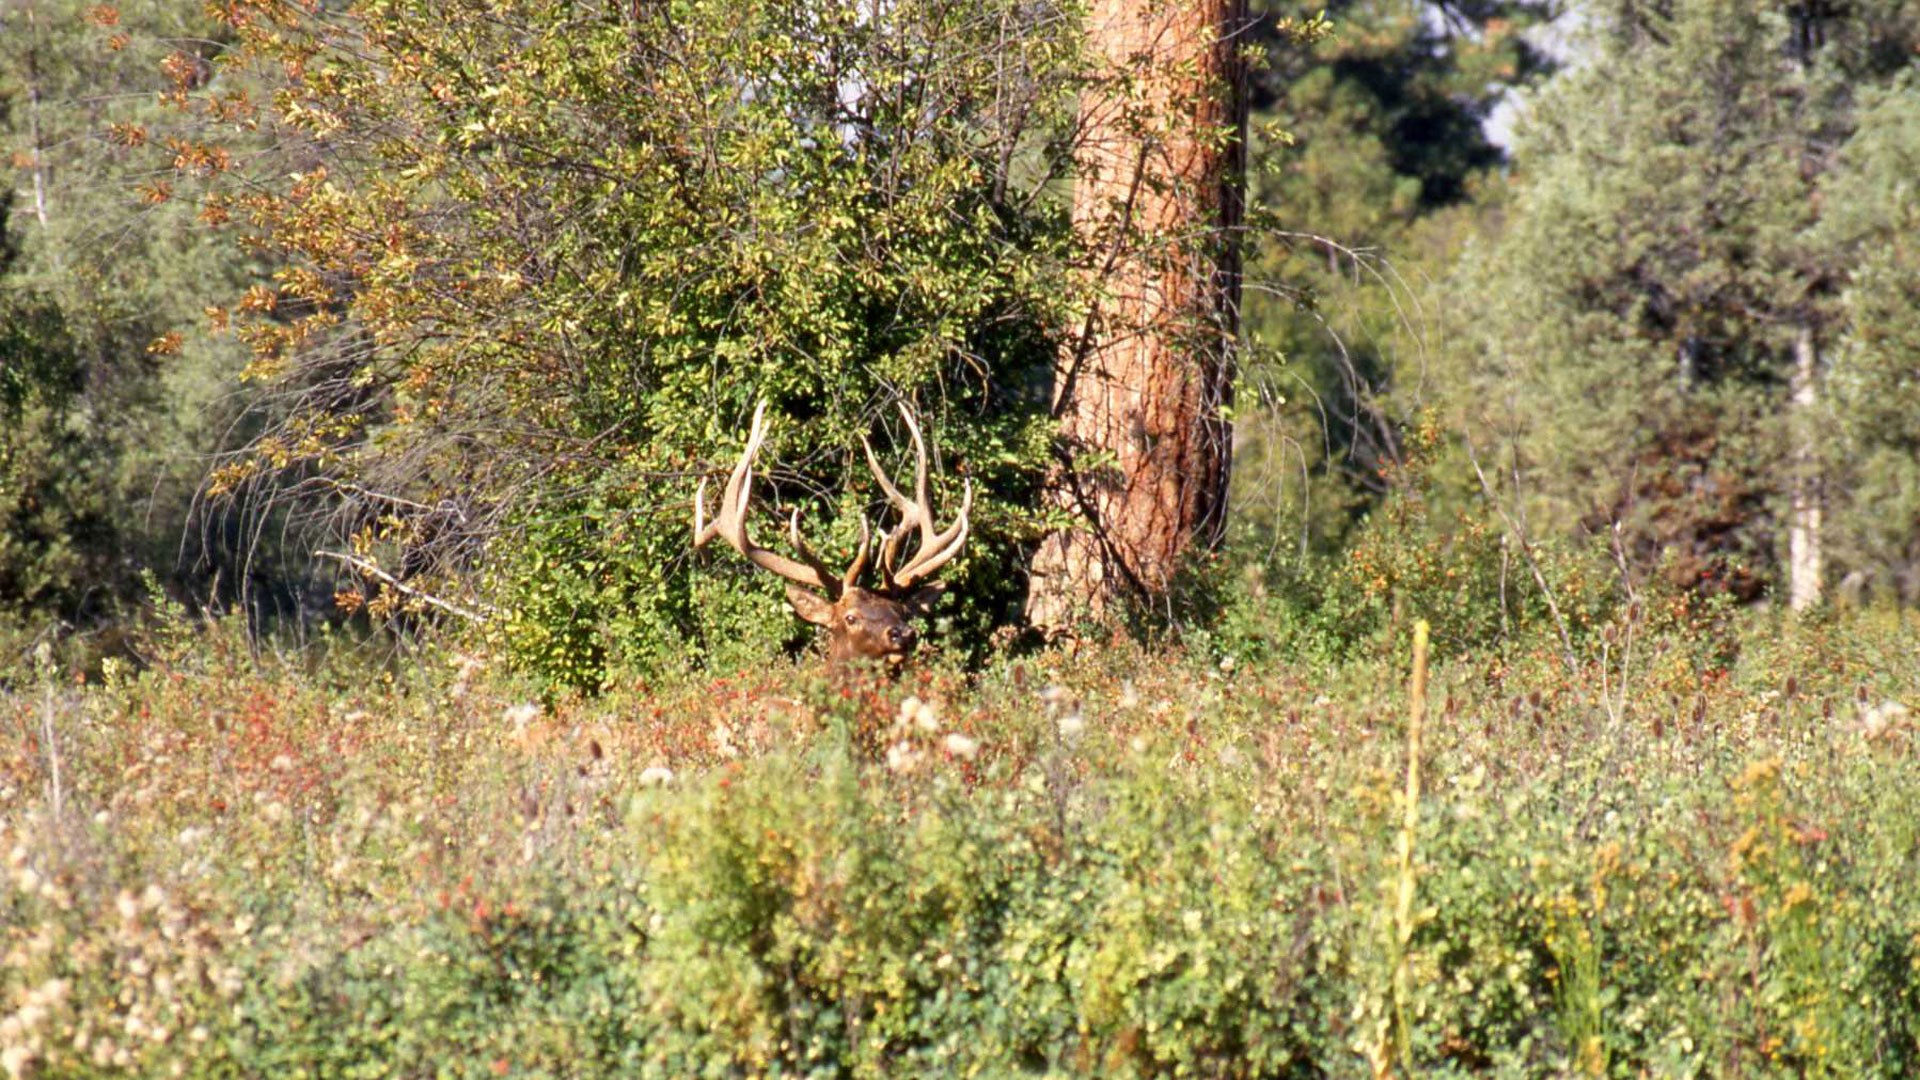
[
  {"x1": 1118, "y1": 681, "x2": 1140, "y2": 709},
  {"x1": 2, "y1": 1046, "x2": 34, "y2": 1080},
  {"x1": 1058, "y1": 712, "x2": 1085, "y2": 741},
  {"x1": 503, "y1": 703, "x2": 540, "y2": 730},
  {"x1": 943, "y1": 733, "x2": 980, "y2": 759},
  {"x1": 638, "y1": 766, "x2": 674, "y2": 787},
  {"x1": 35, "y1": 979, "x2": 69, "y2": 1008},
  {"x1": 1859, "y1": 700, "x2": 1911, "y2": 741},
  {"x1": 886, "y1": 741, "x2": 922, "y2": 773},
  {"x1": 1736, "y1": 758, "x2": 1781, "y2": 790},
  {"x1": 897, "y1": 695, "x2": 917, "y2": 724}
]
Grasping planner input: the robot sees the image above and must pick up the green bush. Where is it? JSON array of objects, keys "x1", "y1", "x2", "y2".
[
  {"x1": 197, "y1": 0, "x2": 1082, "y2": 688},
  {"x1": 1213, "y1": 417, "x2": 1621, "y2": 667}
]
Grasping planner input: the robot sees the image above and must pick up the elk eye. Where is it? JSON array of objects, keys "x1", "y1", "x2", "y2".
[{"x1": 843, "y1": 613, "x2": 858, "y2": 626}]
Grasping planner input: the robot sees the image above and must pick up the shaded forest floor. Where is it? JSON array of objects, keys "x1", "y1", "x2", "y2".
[{"x1": 4, "y1": 611, "x2": 1919, "y2": 1076}]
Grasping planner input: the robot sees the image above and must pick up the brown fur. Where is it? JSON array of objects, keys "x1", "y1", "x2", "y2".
[{"x1": 785, "y1": 583, "x2": 943, "y2": 667}]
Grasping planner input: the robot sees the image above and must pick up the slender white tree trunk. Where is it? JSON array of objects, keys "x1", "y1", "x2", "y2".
[
  {"x1": 24, "y1": 2, "x2": 51, "y2": 227},
  {"x1": 1788, "y1": 324, "x2": 1823, "y2": 612}
]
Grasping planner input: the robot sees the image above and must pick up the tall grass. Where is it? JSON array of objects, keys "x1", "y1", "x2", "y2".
[{"x1": 3, "y1": 610, "x2": 1918, "y2": 1075}]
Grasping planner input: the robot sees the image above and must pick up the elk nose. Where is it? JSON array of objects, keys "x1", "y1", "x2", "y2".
[{"x1": 890, "y1": 625, "x2": 917, "y2": 648}]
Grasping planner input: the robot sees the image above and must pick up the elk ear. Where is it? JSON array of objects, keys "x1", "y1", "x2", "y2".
[
  {"x1": 903, "y1": 582, "x2": 946, "y2": 618},
  {"x1": 784, "y1": 584, "x2": 836, "y2": 626}
]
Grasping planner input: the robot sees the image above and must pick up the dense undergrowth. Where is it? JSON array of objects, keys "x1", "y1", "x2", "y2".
[{"x1": 3, "y1": 609, "x2": 1919, "y2": 1077}]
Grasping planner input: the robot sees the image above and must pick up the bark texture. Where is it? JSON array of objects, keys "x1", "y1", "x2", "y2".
[{"x1": 1026, "y1": 0, "x2": 1246, "y2": 632}]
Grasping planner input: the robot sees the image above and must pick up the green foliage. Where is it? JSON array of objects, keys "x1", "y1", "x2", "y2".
[
  {"x1": 197, "y1": 0, "x2": 1085, "y2": 686},
  {"x1": 1232, "y1": 0, "x2": 1551, "y2": 562},
  {"x1": 1214, "y1": 417, "x2": 1618, "y2": 666},
  {"x1": 0, "y1": 0, "x2": 271, "y2": 635},
  {"x1": 487, "y1": 466, "x2": 799, "y2": 687},
  {"x1": 1437, "y1": 0, "x2": 1920, "y2": 603},
  {"x1": 1815, "y1": 75, "x2": 1920, "y2": 602},
  {"x1": 0, "y1": 287, "x2": 107, "y2": 615}
]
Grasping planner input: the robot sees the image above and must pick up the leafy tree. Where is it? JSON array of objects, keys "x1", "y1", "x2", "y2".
[
  {"x1": 0, "y1": 272, "x2": 102, "y2": 616},
  {"x1": 1230, "y1": 0, "x2": 1552, "y2": 564},
  {"x1": 0, "y1": 0, "x2": 269, "y2": 638},
  {"x1": 1814, "y1": 76, "x2": 1920, "y2": 602},
  {"x1": 1445, "y1": 0, "x2": 1918, "y2": 605},
  {"x1": 199, "y1": 0, "x2": 1093, "y2": 685}
]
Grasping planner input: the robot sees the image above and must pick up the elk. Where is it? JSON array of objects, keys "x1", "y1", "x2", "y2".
[{"x1": 694, "y1": 401, "x2": 972, "y2": 668}]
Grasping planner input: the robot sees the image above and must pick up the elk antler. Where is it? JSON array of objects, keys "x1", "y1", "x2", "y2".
[
  {"x1": 694, "y1": 401, "x2": 843, "y2": 595},
  {"x1": 862, "y1": 401, "x2": 973, "y2": 591}
]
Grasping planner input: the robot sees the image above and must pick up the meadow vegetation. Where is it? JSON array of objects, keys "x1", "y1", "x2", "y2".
[
  {"x1": 4, "y1": 605, "x2": 1918, "y2": 1076},
  {"x1": 5, "y1": 0, "x2": 1920, "y2": 1072}
]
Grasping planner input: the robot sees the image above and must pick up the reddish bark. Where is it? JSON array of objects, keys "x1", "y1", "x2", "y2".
[{"x1": 1027, "y1": 0, "x2": 1246, "y2": 630}]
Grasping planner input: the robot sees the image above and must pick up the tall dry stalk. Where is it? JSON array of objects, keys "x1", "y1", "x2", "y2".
[{"x1": 1384, "y1": 619, "x2": 1430, "y2": 1075}]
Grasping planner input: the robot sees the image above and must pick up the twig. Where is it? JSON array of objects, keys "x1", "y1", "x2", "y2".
[
  {"x1": 42, "y1": 683, "x2": 64, "y2": 823},
  {"x1": 1464, "y1": 442, "x2": 1577, "y2": 671},
  {"x1": 314, "y1": 551, "x2": 497, "y2": 623}
]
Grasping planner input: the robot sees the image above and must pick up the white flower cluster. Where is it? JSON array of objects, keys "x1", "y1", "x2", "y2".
[{"x1": 886, "y1": 696, "x2": 980, "y2": 774}]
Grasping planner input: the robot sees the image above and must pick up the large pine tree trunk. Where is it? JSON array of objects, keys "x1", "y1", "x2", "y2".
[
  {"x1": 1788, "y1": 324, "x2": 1824, "y2": 612},
  {"x1": 1025, "y1": 0, "x2": 1246, "y2": 632}
]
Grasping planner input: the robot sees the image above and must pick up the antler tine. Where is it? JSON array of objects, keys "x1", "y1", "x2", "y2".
[
  {"x1": 891, "y1": 479, "x2": 972, "y2": 587},
  {"x1": 861, "y1": 401, "x2": 973, "y2": 591},
  {"x1": 878, "y1": 520, "x2": 913, "y2": 580},
  {"x1": 691, "y1": 400, "x2": 836, "y2": 594},
  {"x1": 694, "y1": 401, "x2": 766, "y2": 549},
  {"x1": 861, "y1": 435, "x2": 913, "y2": 530},
  {"x1": 861, "y1": 402, "x2": 937, "y2": 543},
  {"x1": 899, "y1": 402, "x2": 933, "y2": 543},
  {"x1": 841, "y1": 518, "x2": 873, "y2": 592},
  {"x1": 787, "y1": 508, "x2": 847, "y2": 589}
]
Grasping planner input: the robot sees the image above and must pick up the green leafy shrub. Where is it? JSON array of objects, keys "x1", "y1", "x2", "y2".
[
  {"x1": 1214, "y1": 417, "x2": 1620, "y2": 666},
  {"x1": 1, "y1": 293, "x2": 93, "y2": 610},
  {"x1": 197, "y1": 0, "x2": 1083, "y2": 688}
]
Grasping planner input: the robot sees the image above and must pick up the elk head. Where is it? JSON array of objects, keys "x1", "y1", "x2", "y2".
[{"x1": 694, "y1": 401, "x2": 972, "y2": 669}]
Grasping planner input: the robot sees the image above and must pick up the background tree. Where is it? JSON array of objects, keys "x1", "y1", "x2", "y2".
[
  {"x1": 1206, "y1": 0, "x2": 1556, "y2": 660},
  {"x1": 1441, "y1": 0, "x2": 1918, "y2": 608},
  {"x1": 0, "y1": 0, "x2": 265, "y2": 649},
  {"x1": 1229, "y1": 0, "x2": 1550, "y2": 563},
  {"x1": 1025, "y1": 0, "x2": 1252, "y2": 633},
  {"x1": 1813, "y1": 75, "x2": 1920, "y2": 603}
]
